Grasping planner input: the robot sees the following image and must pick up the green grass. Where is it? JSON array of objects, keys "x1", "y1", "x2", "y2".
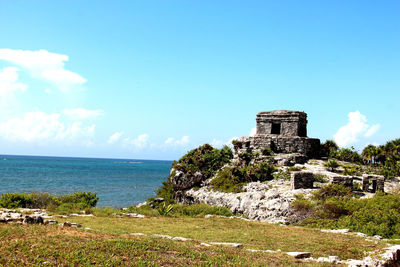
[
  {"x1": 0, "y1": 224, "x2": 334, "y2": 266},
  {"x1": 56, "y1": 215, "x2": 384, "y2": 260}
]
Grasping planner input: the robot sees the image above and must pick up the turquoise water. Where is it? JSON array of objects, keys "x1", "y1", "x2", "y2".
[{"x1": 0, "y1": 155, "x2": 172, "y2": 207}]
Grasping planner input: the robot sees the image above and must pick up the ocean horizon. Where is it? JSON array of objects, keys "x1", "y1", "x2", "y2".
[{"x1": 0, "y1": 154, "x2": 172, "y2": 207}]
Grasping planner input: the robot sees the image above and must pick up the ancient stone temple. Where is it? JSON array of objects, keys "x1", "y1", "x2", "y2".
[{"x1": 234, "y1": 110, "x2": 320, "y2": 159}]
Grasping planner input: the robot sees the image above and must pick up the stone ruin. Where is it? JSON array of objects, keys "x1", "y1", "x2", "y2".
[
  {"x1": 291, "y1": 172, "x2": 385, "y2": 193},
  {"x1": 362, "y1": 174, "x2": 384, "y2": 193},
  {"x1": 291, "y1": 172, "x2": 314, "y2": 189},
  {"x1": 234, "y1": 110, "x2": 320, "y2": 159}
]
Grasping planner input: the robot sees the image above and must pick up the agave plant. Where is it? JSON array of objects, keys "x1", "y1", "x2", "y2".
[{"x1": 157, "y1": 202, "x2": 173, "y2": 216}]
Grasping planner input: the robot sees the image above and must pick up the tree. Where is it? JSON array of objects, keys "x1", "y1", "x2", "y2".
[{"x1": 362, "y1": 144, "x2": 377, "y2": 164}]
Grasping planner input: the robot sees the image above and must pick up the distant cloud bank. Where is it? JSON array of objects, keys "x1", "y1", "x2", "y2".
[{"x1": 334, "y1": 111, "x2": 380, "y2": 148}]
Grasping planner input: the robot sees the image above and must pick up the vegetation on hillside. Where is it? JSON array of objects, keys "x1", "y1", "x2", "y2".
[
  {"x1": 151, "y1": 144, "x2": 233, "y2": 203},
  {"x1": 321, "y1": 138, "x2": 400, "y2": 178},
  {"x1": 211, "y1": 162, "x2": 275, "y2": 193},
  {"x1": 171, "y1": 144, "x2": 233, "y2": 178},
  {"x1": 292, "y1": 184, "x2": 400, "y2": 238}
]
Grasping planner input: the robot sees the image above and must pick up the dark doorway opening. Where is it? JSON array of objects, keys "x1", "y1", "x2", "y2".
[{"x1": 271, "y1": 123, "x2": 281, "y2": 134}]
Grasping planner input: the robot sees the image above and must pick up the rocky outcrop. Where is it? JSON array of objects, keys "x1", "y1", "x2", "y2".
[
  {"x1": 170, "y1": 170, "x2": 205, "y2": 190},
  {"x1": 185, "y1": 180, "x2": 314, "y2": 223}
]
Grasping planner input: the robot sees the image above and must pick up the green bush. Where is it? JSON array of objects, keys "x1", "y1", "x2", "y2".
[
  {"x1": 210, "y1": 167, "x2": 246, "y2": 193},
  {"x1": 171, "y1": 144, "x2": 233, "y2": 179},
  {"x1": 0, "y1": 191, "x2": 98, "y2": 210},
  {"x1": 0, "y1": 193, "x2": 35, "y2": 209},
  {"x1": 291, "y1": 194, "x2": 314, "y2": 212},
  {"x1": 211, "y1": 162, "x2": 276, "y2": 193},
  {"x1": 312, "y1": 184, "x2": 353, "y2": 201},
  {"x1": 58, "y1": 191, "x2": 98, "y2": 208},
  {"x1": 295, "y1": 185, "x2": 400, "y2": 238},
  {"x1": 149, "y1": 180, "x2": 175, "y2": 204}
]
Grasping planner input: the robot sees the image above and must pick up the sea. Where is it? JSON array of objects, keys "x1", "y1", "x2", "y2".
[{"x1": 0, "y1": 155, "x2": 172, "y2": 207}]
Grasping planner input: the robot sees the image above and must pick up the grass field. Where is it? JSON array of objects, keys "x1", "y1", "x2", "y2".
[
  {"x1": 0, "y1": 213, "x2": 390, "y2": 266},
  {"x1": 0, "y1": 223, "x2": 336, "y2": 266}
]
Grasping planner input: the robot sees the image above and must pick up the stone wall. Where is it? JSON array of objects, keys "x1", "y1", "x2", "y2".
[
  {"x1": 331, "y1": 176, "x2": 354, "y2": 187},
  {"x1": 256, "y1": 110, "x2": 307, "y2": 137},
  {"x1": 291, "y1": 171, "x2": 314, "y2": 189},
  {"x1": 234, "y1": 135, "x2": 320, "y2": 159}
]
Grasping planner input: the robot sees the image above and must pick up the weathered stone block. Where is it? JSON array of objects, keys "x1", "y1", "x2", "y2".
[
  {"x1": 362, "y1": 174, "x2": 384, "y2": 193},
  {"x1": 292, "y1": 171, "x2": 314, "y2": 189},
  {"x1": 332, "y1": 176, "x2": 353, "y2": 187}
]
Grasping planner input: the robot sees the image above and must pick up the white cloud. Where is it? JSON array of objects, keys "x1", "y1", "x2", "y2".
[
  {"x1": 123, "y1": 134, "x2": 149, "y2": 149},
  {"x1": 108, "y1": 132, "x2": 123, "y2": 144},
  {"x1": 365, "y1": 124, "x2": 380, "y2": 137},
  {"x1": 62, "y1": 108, "x2": 103, "y2": 120},
  {"x1": 0, "y1": 67, "x2": 27, "y2": 102},
  {"x1": 250, "y1": 127, "x2": 257, "y2": 136},
  {"x1": 211, "y1": 137, "x2": 238, "y2": 148},
  {"x1": 164, "y1": 136, "x2": 190, "y2": 146},
  {"x1": 334, "y1": 111, "x2": 380, "y2": 147},
  {"x1": 0, "y1": 49, "x2": 86, "y2": 92},
  {"x1": 0, "y1": 110, "x2": 95, "y2": 143}
]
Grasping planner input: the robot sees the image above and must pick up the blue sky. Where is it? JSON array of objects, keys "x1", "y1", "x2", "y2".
[{"x1": 0, "y1": 1, "x2": 399, "y2": 160}]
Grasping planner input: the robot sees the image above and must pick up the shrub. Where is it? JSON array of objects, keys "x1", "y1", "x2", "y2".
[
  {"x1": 324, "y1": 159, "x2": 340, "y2": 172},
  {"x1": 210, "y1": 167, "x2": 246, "y2": 193},
  {"x1": 312, "y1": 184, "x2": 353, "y2": 201},
  {"x1": 171, "y1": 144, "x2": 233, "y2": 179},
  {"x1": 294, "y1": 185, "x2": 400, "y2": 238},
  {"x1": 58, "y1": 191, "x2": 98, "y2": 208},
  {"x1": 291, "y1": 194, "x2": 314, "y2": 212},
  {"x1": 0, "y1": 191, "x2": 98, "y2": 210},
  {"x1": 211, "y1": 162, "x2": 276, "y2": 193},
  {"x1": 246, "y1": 163, "x2": 275, "y2": 182},
  {"x1": 149, "y1": 180, "x2": 175, "y2": 204},
  {"x1": 0, "y1": 193, "x2": 34, "y2": 209}
]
